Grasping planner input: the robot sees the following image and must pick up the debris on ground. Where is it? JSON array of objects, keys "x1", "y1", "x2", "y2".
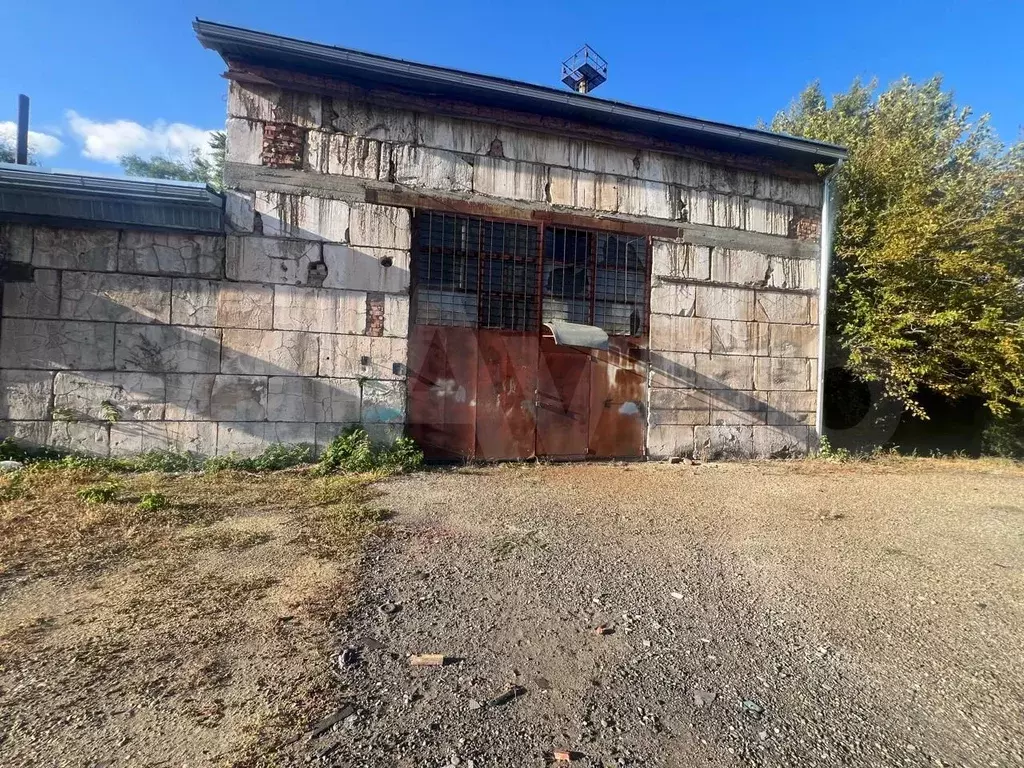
[
  {"x1": 742, "y1": 699, "x2": 765, "y2": 716},
  {"x1": 409, "y1": 654, "x2": 446, "y2": 666},
  {"x1": 594, "y1": 622, "x2": 615, "y2": 635},
  {"x1": 487, "y1": 685, "x2": 527, "y2": 707},
  {"x1": 553, "y1": 748, "x2": 577, "y2": 761},
  {"x1": 308, "y1": 705, "x2": 356, "y2": 739},
  {"x1": 0, "y1": 460, "x2": 24, "y2": 472},
  {"x1": 693, "y1": 690, "x2": 717, "y2": 708}
]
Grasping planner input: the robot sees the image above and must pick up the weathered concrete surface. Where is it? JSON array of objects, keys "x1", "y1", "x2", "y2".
[
  {"x1": 32, "y1": 228, "x2": 119, "y2": 271},
  {"x1": 3, "y1": 269, "x2": 61, "y2": 318},
  {"x1": 53, "y1": 371, "x2": 165, "y2": 422},
  {"x1": 221, "y1": 329, "x2": 319, "y2": 377},
  {"x1": 60, "y1": 272, "x2": 172, "y2": 324},
  {"x1": 0, "y1": 370, "x2": 53, "y2": 421},
  {"x1": 0, "y1": 319, "x2": 116, "y2": 371},
  {"x1": 117, "y1": 232, "x2": 225, "y2": 277}
]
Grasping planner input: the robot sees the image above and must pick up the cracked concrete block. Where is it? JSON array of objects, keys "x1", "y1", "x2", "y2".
[
  {"x1": 226, "y1": 236, "x2": 322, "y2": 285},
  {"x1": 709, "y1": 407, "x2": 767, "y2": 426},
  {"x1": 766, "y1": 391, "x2": 818, "y2": 426},
  {"x1": 32, "y1": 227, "x2": 118, "y2": 271},
  {"x1": 752, "y1": 424, "x2": 814, "y2": 458},
  {"x1": 692, "y1": 353, "x2": 755, "y2": 390},
  {"x1": 273, "y1": 285, "x2": 365, "y2": 334},
  {"x1": 695, "y1": 285, "x2": 755, "y2": 322},
  {"x1": 710, "y1": 320, "x2": 769, "y2": 356},
  {"x1": 229, "y1": 82, "x2": 322, "y2": 128},
  {"x1": 331, "y1": 98, "x2": 416, "y2": 143},
  {"x1": 215, "y1": 422, "x2": 315, "y2": 457},
  {"x1": 109, "y1": 421, "x2": 217, "y2": 457},
  {"x1": 686, "y1": 190, "x2": 713, "y2": 225},
  {"x1": 571, "y1": 142, "x2": 637, "y2": 177},
  {"x1": 709, "y1": 166, "x2": 757, "y2": 197},
  {"x1": 115, "y1": 325, "x2": 221, "y2": 374},
  {"x1": 348, "y1": 204, "x2": 411, "y2": 250},
  {"x1": 304, "y1": 131, "x2": 380, "y2": 177},
  {"x1": 361, "y1": 379, "x2": 406, "y2": 423},
  {"x1": 221, "y1": 329, "x2": 318, "y2": 376},
  {"x1": 711, "y1": 249, "x2": 772, "y2": 287},
  {"x1": 391, "y1": 145, "x2": 473, "y2": 192},
  {"x1": 648, "y1": 352, "x2": 696, "y2": 389},
  {"x1": 0, "y1": 223, "x2": 33, "y2": 263},
  {"x1": 210, "y1": 375, "x2": 269, "y2": 421},
  {"x1": 769, "y1": 323, "x2": 819, "y2": 358},
  {"x1": 618, "y1": 179, "x2": 679, "y2": 220},
  {"x1": 417, "y1": 114, "x2": 493, "y2": 155},
  {"x1": 0, "y1": 370, "x2": 53, "y2": 420},
  {"x1": 267, "y1": 376, "x2": 361, "y2": 423},
  {"x1": 473, "y1": 157, "x2": 547, "y2": 202},
  {"x1": 226, "y1": 117, "x2": 264, "y2": 165},
  {"x1": 646, "y1": 424, "x2": 695, "y2": 459},
  {"x1": 117, "y1": 232, "x2": 224, "y2": 277},
  {"x1": 649, "y1": 314, "x2": 711, "y2": 354},
  {"x1": 3, "y1": 268, "x2": 60, "y2": 317},
  {"x1": 649, "y1": 408, "x2": 711, "y2": 427},
  {"x1": 53, "y1": 371, "x2": 165, "y2": 422},
  {"x1": 548, "y1": 168, "x2": 599, "y2": 210},
  {"x1": 318, "y1": 334, "x2": 407, "y2": 380},
  {"x1": 383, "y1": 295, "x2": 409, "y2": 338},
  {"x1": 48, "y1": 421, "x2": 109, "y2": 456},
  {"x1": 637, "y1": 151, "x2": 690, "y2": 186},
  {"x1": 594, "y1": 174, "x2": 619, "y2": 213},
  {"x1": 652, "y1": 240, "x2": 711, "y2": 281},
  {"x1": 225, "y1": 191, "x2": 255, "y2": 233},
  {"x1": 754, "y1": 292, "x2": 814, "y2": 325},
  {"x1": 0, "y1": 319, "x2": 115, "y2": 370},
  {"x1": 755, "y1": 357, "x2": 813, "y2": 391},
  {"x1": 322, "y1": 245, "x2": 410, "y2": 294},
  {"x1": 650, "y1": 282, "x2": 696, "y2": 317},
  {"x1": 254, "y1": 193, "x2": 350, "y2": 241},
  {"x1": 170, "y1": 279, "x2": 274, "y2": 329},
  {"x1": 711, "y1": 194, "x2": 744, "y2": 229},
  {"x1": 0, "y1": 420, "x2": 49, "y2": 448},
  {"x1": 745, "y1": 199, "x2": 792, "y2": 236},
  {"x1": 767, "y1": 256, "x2": 818, "y2": 291},
  {"x1": 61, "y1": 271, "x2": 171, "y2": 324},
  {"x1": 693, "y1": 425, "x2": 754, "y2": 460},
  {"x1": 164, "y1": 374, "x2": 216, "y2": 421},
  {"x1": 769, "y1": 176, "x2": 821, "y2": 207},
  {"x1": 650, "y1": 388, "x2": 712, "y2": 412},
  {"x1": 495, "y1": 126, "x2": 574, "y2": 167}
]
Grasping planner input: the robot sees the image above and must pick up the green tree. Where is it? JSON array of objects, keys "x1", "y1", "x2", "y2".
[
  {"x1": 771, "y1": 78, "x2": 1024, "y2": 417},
  {"x1": 119, "y1": 130, "x2": 225, "y2": 190}
]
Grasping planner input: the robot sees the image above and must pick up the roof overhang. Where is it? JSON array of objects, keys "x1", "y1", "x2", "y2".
[
  {"x1": 0, "y1": 163, "x2": 224, "y2": 233},
  {"x1": 194, "y1": 20, "x2": 847, "y2": 171}
]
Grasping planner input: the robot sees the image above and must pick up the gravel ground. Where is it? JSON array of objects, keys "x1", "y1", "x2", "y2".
[{"x1": 300, "y1": 460, "x2": 1024, "y2": 768}]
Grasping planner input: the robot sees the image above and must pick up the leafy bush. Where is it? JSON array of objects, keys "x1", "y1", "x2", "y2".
[
  {"x1": 982, "y1": 409, "x2": 1024, "y2": 460},
  {"x1": 126, "y1": 450, "x2": 203, "y2": 473},
  {"x1": 138, "y1": 491, "x2": 168, "y2": 511},
  {"x1": 315, "y1": 427, "x2": 423, "y2": 475},
  {"x1": 77, "y1": 482, "x2": 121, "y2": 504},
  {"x1": 204, "y1": 443, "x2": 312, "y2": 473}
]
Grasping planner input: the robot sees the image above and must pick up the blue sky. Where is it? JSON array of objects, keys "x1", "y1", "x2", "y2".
[{"x1": 2, "y1": 0, "x2": 1022, "y2": 174}]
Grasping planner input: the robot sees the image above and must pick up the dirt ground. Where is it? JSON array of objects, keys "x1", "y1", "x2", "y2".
[
  {"x1": 2, "y1": 459, "x2": 1023, "y2": 767},
  {"x1": 0, "y1": 467, "x2": 383, "y2": 767},
  {"x1": 322, "y1": 460, "x2": 1024, "y2": 768}
]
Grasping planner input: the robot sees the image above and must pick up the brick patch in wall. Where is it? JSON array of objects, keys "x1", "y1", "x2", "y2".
[
  {"x1": 262, "y1": 123, "x2": 305, "y2": 169},
  {"x1": 366, "y1": 292, "x2": 385, "y2": 337},
  {"x1": 791, "y1": 215, "x2": 821, "y2": 242}
]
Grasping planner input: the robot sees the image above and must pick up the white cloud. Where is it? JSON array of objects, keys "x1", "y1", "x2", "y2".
[
  {"x1": 0, "y1": 122, "x2": 63, "y2": 158},
  {"x1": 66, "y1": 110, "x2": 217, "y2": 164}
]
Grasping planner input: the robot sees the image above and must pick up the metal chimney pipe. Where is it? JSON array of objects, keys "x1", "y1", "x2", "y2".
[{"x1": 16, "y1": 95, "x2": 30, "y2": 164}]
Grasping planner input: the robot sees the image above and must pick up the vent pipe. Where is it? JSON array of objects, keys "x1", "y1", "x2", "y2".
[{"x1": 16, "y1": 95, "x2": 29, "y2": 165}]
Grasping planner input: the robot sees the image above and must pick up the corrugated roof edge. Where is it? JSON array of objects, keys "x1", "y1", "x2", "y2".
[
  {"x1": 193, "y1": 19, "x2": 847, "y2": 165},
  {"x1": 0, "y1": 163, "x2": 224, "y2": 234}
]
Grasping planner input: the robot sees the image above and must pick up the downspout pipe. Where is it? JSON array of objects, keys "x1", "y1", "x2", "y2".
[{"x1": 815, "y1": 159, "x2": 843, "y2": 446}]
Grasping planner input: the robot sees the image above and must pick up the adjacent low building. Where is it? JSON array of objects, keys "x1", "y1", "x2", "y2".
[{"x1": 0, "y1": 21, "x2": 846, "y2": 460}]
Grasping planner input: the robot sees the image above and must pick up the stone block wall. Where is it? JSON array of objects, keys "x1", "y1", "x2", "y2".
[
  {"x1": 0, "y1": 222, "x2": 407, "y2": 457},
  {"x1": 218, "y1": 79, "x2": 824, "y2": 459}
]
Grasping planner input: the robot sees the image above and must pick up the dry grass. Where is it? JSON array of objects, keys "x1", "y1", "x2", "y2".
[{"x1": 0, "y1": 465, "x2": 389, "y2": 767}]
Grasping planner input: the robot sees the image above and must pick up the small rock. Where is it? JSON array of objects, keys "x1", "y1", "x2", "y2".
[
  {"x1": 379, "y1": 602, "x2": 401, "y2": 615},
  {"x1": 488, "y1": 685, "x2": 527, "y2": 707},
  {"x1": 670, "y1": 592, "x2": 685, "y2": 601},
  {"x1": 409, "y1": 654, "x2": 446, "y2": 666},
  {"x1": 535, "y1": 676, "x2": 552, "y2": 690},
  {"x1": 337, "y1": 647, "x2": 361, "y2": 668},
  {"x1": 742, "y1": 699, "x2": 765, "y2": 716},
  {"x1": 0, "y1": 460, "x2": 23, "y2": 472},
  {"x1": 594, "y1": 623, "x2": 615, "y2": 636},
  {"x1": 467, "y1": 699, "x2": 483, "y2": 711},
  {"x1": 667, "y1": 456, "x2": 682, "y2": 464},
  {"x1": 693, "y1": 691, "x2": 717, "y2": 708},
  {"x1": 554, "y1": 749, "x2": 577, "y2": 761}
]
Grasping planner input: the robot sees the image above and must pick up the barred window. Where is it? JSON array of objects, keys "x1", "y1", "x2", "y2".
[
  {"x1": 413, "y1": 212, "x2": 539, "y2": 331},
  {"x1": 542, "y1": 227, "x2": 648, "y2": 336}
]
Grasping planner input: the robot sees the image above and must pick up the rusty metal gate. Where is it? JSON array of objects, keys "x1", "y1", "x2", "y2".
[{"x1": 407, "y1": 211, "x2": 649, "y2": 461}]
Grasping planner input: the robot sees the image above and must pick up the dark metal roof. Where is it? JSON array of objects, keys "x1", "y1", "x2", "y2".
[
  {"x1": 0, "y1": 163, "x2": 224, "y2": 233},
  {"x1": 194, "y1": 19, "x2": 847, "y2": 169}
]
